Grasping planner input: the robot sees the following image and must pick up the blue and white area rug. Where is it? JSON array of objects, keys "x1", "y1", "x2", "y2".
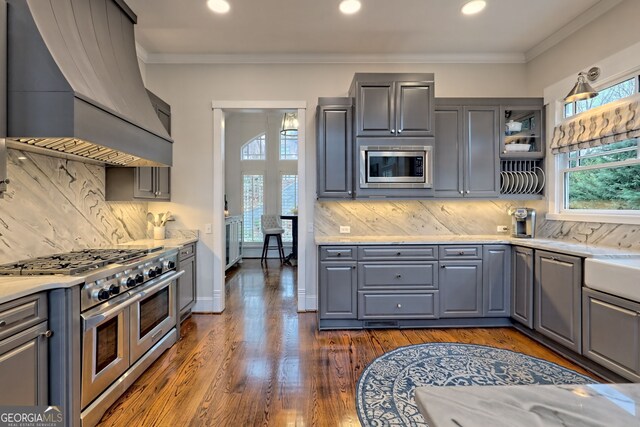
[{"x1": 356, "y1": 343, "x2": 594, "y2": 427}]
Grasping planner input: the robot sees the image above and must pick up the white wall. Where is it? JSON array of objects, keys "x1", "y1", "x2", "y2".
[{"x1": 526, "y1": 0, "x2": 640, "y2": 96}]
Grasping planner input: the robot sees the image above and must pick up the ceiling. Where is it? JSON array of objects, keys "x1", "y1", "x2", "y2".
[{"x1": 127, "y1": 0, "x2": 616, "y2": 61}]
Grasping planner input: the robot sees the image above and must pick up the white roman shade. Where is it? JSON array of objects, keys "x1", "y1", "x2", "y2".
[{"x1": 551, "y1": 93, "x2": 640, "y2": 154}]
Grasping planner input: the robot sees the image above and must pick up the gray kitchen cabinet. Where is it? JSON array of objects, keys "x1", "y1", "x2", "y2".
[
  {"x1": 0, "y1": 293, "x2": 49, "y2": 405},
  {"x1": 583, "y1": 288, "x2": 640, "y2": 382},
  {"x1": 225, "y1": 216, "x2": 243, "y2": 270},
  {"x1": 319, "y1": 262, "x2": 358, "y2": 320},
  {"x1": 534, "y1": 250, "x2": 582, "y2": 353},
  {"x1": 147, "y1": 89, "x2": 171, "y2": 135},
  {"x1": 433, "y1": 102, "x2": 499, "y2": 197},
  {"x1": 106, "y1": 166, "x2": 171, "y2": 201},
  {"x1": 316, "y1": 98, "x2": 353, "y2": 198},
  {"x1": 511, "y1": 246, "x2": 534, "y2": 328},
  {"x1": 439, "y1": 260, "x2": 483, "y2": 318},
  {"x1": 482, "y1": 245, "x2": 511, "y2": 317},
  {"x1": 500, "y1": 104, "x2": 545, "y2": 159},
  {"x1": 358, "y1": 291, "x2": 438, "y2": 319},
  {"x1": 350, "y1": 73, "x2": 435, "y2": 138},
  {"x1": 178, "y1": 243, "x2": 197, "y2": 320}
]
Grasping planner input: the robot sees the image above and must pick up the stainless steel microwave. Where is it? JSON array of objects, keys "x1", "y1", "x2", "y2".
[{"x1": 360, "y1": 145, "x2": 433, "y2": 189}]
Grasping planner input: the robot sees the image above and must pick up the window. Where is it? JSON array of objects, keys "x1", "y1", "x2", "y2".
[
  {"x1": 561, "y1": 139, "x2": 640, "y2": 211},
  {"x1": 564, "y1": 76, "x2": 638, "y2": 118},
  {"x1": 241, "y1": 134, "x2": 266, "y2": 160},
  {"x1": 242, "y1": 174, "x2": 264, "y2": 243},
  {"x1": 280, "y1": 130, "x2": 298, "y2": 160},
  {"x1": 280, "y1": 174, "x2": 298, "y2": 242}
]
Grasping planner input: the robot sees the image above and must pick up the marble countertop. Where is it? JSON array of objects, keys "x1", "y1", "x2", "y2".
[
  {"x1": 116, "y1": 236, "x2": 198, "y2": 250},
  {"x1": 314, "y1": 235, "x2": 640, "y2": 258},
  {"x1": 414, "y1": 383, "x2": 640, "y2": 427},
  {"x1": 0, "y1": 275, "x2": 84, "y2": 305}
]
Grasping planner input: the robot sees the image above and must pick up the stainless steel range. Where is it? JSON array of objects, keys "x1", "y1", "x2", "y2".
[{"x1": 0, "y1": 247, "x2": 183, "y2": 427}]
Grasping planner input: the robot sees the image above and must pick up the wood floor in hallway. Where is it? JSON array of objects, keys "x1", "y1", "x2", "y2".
[{"x1": 98, "y1": 259, "x2": 596, "y2": 426}]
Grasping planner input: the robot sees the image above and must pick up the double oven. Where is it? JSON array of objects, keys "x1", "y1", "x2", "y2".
[{"x1": 79, "y1": 249, "x2": 182, "y2": 425}]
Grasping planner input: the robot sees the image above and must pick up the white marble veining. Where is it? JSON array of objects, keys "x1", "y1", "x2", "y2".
[
  {"x1": 414, "y1": 384, "x2": 640, "y2": 427},
  {"x1": 0, "y1": 149, "x2": 149, "y2": 264},
  {"x1": 117, "y1": 236, "x2": 199, "y2": 250},
  {"x1": 538, "y1": 219, "x2": 640, "y2": 250},
  {"x1": 165, "y1": 229, "x2": 199, "y2": 240}
]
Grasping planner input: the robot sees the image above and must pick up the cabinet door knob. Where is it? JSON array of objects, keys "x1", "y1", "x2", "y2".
[
  {"x1": 158, "y1": 192, "x2": 162, "y2": 196},
  {"x1": 336, "y1": 252, "x2": 342, "y2": 257},
  {"x1": 396, "y1": 303, "x2": 402, "y2": 308},
  {"x1": 465, "y1": 190, "x2": 470, "y2": 194},
  {"x1": 396, "y1": 252, "x2": 401, "y2": 256},
  {"x1": 441, "y1": 265, "x2": 446, "y2": 269},
  {"x1": 391, "y1": 129, "x2": 395, "y2": 134},
  {"x1": 458, "y1": 251, "x2": 465, "y2": 256},
  {"x1": 347, "y1": 191, "x2": 352, "y2": 195},
  {"x1": 459, "y1": 190, "x2": 463, "y2": 194},
  {"x1": 395, "y1": 274, "x2": 402, "y2": 279},
  {"x1": 0, "y1": 320, "x2": 6, "y2": 327},
  {"x1": 397, "y1": 129, "x2": 402, "y2": 134},
  {"x1": 352, "y1": 265, "x2": 356, "y2": 269},
  {"x1": 40, "y1": 330, "x2": 53, "y2": 338}
]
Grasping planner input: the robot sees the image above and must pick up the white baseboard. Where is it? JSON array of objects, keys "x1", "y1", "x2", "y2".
[
  {"x1": 192, "y1": 297, "x2": 216, "y2": 313},
  {"x1": 305, "y1": 295, "x2": 317, "y2": 312}
]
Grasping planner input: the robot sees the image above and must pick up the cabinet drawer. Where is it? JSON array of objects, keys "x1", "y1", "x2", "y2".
[
  {"x1": 358, "y1": 246, "x2": 437, "y2": 261},
  {"x1": 0, "y1": 293, "x2": 47, "y2": 342},
  {"x1": 439, "y1": 245, "x2": 481, "y2": 259},
  {"x1": 358, "y1": 291, "x2": 438, "y2": 319},
  {"x1": 179, "y1": 243, "x2": 195, "y2": 261},
  {"x1": 358, "y1": 262, "x2": 437, "y2": 290},
  {"x1": 320, "y1": 246, "x2": 357, "y2": 261}
]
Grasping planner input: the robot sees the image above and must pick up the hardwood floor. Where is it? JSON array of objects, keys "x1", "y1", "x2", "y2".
[{"x1": 98, "y1": 259, "x2": 597, "y2": 426}]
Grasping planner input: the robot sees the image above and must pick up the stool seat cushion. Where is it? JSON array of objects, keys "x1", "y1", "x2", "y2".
[{"x1": 263, "y1": 228, "x2": 284, "y2": 234}]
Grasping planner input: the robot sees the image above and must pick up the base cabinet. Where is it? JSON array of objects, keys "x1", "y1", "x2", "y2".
[
  {"x1": 0, "y1": 294, "x2": 49, "y2": 405},
  {"x1": 482, "y1": 245, "x2": 511, "y2": 317},
  {"x1": 583, "y1": 288, "x2": 640, "y2": 381},
  {"x1": 439, "y1": 260, "x2": 483, "y2": 318},
  {"x1": 225, "y1": 216, "x2": 243, "y2": 270},
  {"x1": 534, "y1": 250, "x2": 582, "y2": 353},
  {"x1": 178, "y1": 244, "x2": 197, "y2": 320},
  {"x1": 511, "y1": 246, "x2": 534, "y2": 327},
  {"x1": 319, "y1": 262, "x2": 357, "y2": 320}
]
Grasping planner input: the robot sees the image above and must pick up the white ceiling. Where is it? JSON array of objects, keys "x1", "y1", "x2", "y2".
[{"x1": 127, "y1": 0, "x2": 617, "y2": 62}]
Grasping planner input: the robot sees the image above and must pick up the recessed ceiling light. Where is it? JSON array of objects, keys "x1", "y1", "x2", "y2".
[
  {"x1": 340, "y1": 0, "x2": 361, "y2": 15},
  {"x1": 461, "y1": 0, "x2": 486, "y2": 15},
  {"x1": 207, "y1": 0, "x2": 230, "y2": 14}
]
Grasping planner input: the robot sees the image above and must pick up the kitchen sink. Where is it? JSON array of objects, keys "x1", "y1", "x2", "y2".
[{"x1": 585, "y1": 258, "x2": 640, "y2": 303}]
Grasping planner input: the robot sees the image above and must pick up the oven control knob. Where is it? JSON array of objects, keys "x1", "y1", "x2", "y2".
[
  {"x1": 97, "y1": 289, "x2": 110, "y2": 301},
  {"x1": 148, "y1": 268, "x2": 157, "y2": 278},
  {"x1": 154, "y1": 266, "x2": 163, "y2": 275},
  {"x1": 109, "y1": 284, "x2": 120, "y2": 295},
  {"x1": 126, "y1": 277, "x2": 136, "y2": 288},
  {"x1": 164, "y1": 260, "x2": 176, "y2": 270},
  {"x1": 135, "y1": 273, "x2": 144, "y2": 284}
]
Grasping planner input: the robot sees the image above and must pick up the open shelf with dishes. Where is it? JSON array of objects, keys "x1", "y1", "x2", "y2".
[
  {"x1": 499, "y1": 160, "x2": 545, "y2": 199},
  {"x1": 500, "y1": 106, "x2": 545, "y2": 159}
]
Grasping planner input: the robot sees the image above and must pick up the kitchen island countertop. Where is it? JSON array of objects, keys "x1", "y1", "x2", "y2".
[
  {"x1": 414, "y1": 383, "x2": 640, "y2": 427},
  {"x1": 314, "y1": 235, "x2": 640, "y2": 258}
]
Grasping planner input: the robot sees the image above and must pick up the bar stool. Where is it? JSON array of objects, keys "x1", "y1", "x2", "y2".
[{"x1": 260, "y1": 214, "x2": 285, "y2": 264}]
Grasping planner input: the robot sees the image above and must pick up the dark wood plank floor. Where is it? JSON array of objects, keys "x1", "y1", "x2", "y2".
[{"x1": 98, "y1": 259, "x2": 596, "y2": 426}]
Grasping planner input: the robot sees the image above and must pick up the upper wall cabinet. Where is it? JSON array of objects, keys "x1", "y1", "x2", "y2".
[
  {"x1": 350, "y1": 73, "x2": 435, "y2": 138},
  {"x1": 316, "y1": 98, "x2": 353, "y2": 199},
  {"x1": 105, "y1": 90, "x2": 172, "y2": 202},
  {"x1": 500, "y1": 103, "x2": 545, "y2": 159}
]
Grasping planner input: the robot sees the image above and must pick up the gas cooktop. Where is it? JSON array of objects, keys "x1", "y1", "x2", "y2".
[{"x1": 0, "y1": 248, "x2": 149, "y2": 275}]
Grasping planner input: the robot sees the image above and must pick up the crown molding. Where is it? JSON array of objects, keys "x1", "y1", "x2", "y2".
[
  {"x1": 140, "y1": 52, "x2": 526, "y2": 65},
  {"x1": 525, "y1": 0, "x2": 625, "y2": 63}
]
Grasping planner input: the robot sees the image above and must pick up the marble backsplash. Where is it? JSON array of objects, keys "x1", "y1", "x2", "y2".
[
  {"x1": 0, "y1": 149, "x2": 148, "y2": 263},
  {"x1": 315, "y1": 200, "x2": 640, "y2": 250}
]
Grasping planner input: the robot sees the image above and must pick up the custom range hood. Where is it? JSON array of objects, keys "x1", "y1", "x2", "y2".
[{"x1": 5, "y1": 0, "x2": 172, "y2": 166}]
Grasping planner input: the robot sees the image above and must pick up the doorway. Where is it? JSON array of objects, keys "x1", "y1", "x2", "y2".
[{"x1": 212, "y1": 101, "x2": 307, "y2": 313}]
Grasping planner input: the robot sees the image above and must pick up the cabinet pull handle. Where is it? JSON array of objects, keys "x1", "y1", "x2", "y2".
[
  {"x1": 397, "y1": 303, "x2": 402, "y2": 308},
  {"x1": 40, "y1": 330, "x2": 53, "y2": 338},
  {"x1": 0, "y1": 320, "x2": 6, "y2": 327}
]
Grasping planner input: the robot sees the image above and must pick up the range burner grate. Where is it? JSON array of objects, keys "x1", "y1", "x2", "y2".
[{"x1": 0, "y1": 248, "x2": 149, "y2": 276}]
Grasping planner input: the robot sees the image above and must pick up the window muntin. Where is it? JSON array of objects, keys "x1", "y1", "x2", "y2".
[
  {"x1": 280, "y1": 130, "x2": 298, "y2": 160},
  {"x1": 562, "y1": 139, "x2": 640, "y2": 211},
  {"x1": 280, "y1": 174, "x2": 298, "y2": 242},
  {"x1": 242, "y1": 174, "x2": 264, "y2": 243},
  {"x1": 563, "y1": 77, "x2": 638, "y2": 118},
  {"x1": 241, "y1": 134, "x2": 267, "y2": 160}
]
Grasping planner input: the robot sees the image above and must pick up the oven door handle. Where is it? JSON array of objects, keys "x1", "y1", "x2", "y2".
[
  {"x1": 83, "y1": 293, "x2": 143, "y2": 330},
  {"x1": 133, "y1": 270, "x2": 184, "y2": 299}
]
